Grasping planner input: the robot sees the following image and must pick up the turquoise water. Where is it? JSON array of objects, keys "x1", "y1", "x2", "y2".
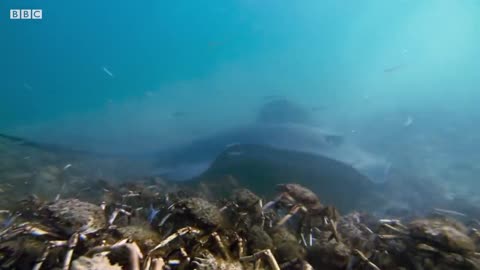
[{"x1": 1, "y1": 1, "x2": 480, "y2": 188}]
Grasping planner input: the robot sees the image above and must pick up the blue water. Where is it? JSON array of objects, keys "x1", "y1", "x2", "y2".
[{"x1": 1, "y1": 1, "x2": 480, "y2": 191}]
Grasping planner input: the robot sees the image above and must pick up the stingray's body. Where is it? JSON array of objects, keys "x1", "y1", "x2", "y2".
[
  {"x1": 153, "y1": 121, "x2": 389, "y2": 183},
  {"x1": 186, "y1": 143, "x2": 383, "y2": 212},
  {"x1": 158, "y1": 99, "x2": 389, "y2": 182}
]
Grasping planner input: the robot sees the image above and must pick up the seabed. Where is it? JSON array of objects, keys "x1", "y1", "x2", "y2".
[{"x1": 0, "y1": 137, "x2": 480, "y2": 270}]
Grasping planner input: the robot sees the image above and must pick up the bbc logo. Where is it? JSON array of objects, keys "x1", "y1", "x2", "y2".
[{"x1": 10, "y1": 9, "x2": 43, "y2": 20}]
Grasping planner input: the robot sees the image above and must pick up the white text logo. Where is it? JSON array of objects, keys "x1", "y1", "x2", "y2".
[{"x1": 10, "y1": 9, "x2": 42, "y2": 20}]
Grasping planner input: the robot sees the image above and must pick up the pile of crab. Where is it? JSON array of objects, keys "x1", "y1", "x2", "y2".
[{"x1": 0, "y1": 182, "x2": 479, "y2": 270}]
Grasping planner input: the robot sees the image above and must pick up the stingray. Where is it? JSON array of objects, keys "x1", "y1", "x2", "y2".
[
  {"x1": 185, "y1": 143, "x2": 384, "y2": 212},
  {"x1": 0, "y1": 99, "x2": 390, "y2": 183},
  {"x1": 154, "y1": 99, "x2": 390, "y2": 183}
]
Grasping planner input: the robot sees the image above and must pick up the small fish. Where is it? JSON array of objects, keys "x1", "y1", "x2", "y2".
[
  {"x1": 403, "y1": 116, "x2": 413, "y2": 127},
  {"x1": 148, "y1": 204, "x2": 160, "y2": 224},
  {"x1": 384, "y1": 64, "x2": 404, "y2": 73},
  {"x1": 383, "y1": 162, "x2": 392, "y2": 181},
  {"x1": 171, "y1": 111, "x2": 187, "y2": 118},
  {"x1": 433, "y1": 208, "x2": 466, "y2": 217},
  {"x1": 225, "y1": 142, "x2": 240, "y2": 148},
  {"x1": 63, "y1": 164, "x2": 72, "y2": 170},
  {"x1": 102, "y1": 66, "x2": 114, "y2": 77},
  {"x1": 2, "y1": 213, "x2": 20, "y2": 228},
  {"x1": 145, "y1": 91, "x2": 154, "y2": 97},
  {"x1": 227, "y1": 151, "x2": 243, "y2": 156},
  {"x1": 262, "y1": 95, "x2": 285, "y2": 101},
  {"x1": 23, "y1": 83, "x2": 33, "y2": 90},
  {"x1": 379, "y1": 219, "x2": 401, "y2": 225},
  {"x1": 122, "y1": 192, "x2": 140, "y2": 198},
  {"x1": 311, "y1": 106, "x2": 326, "y2": 112},
  {"x1": 208, "y1": 41, "x2": 223, "y2": 48}
]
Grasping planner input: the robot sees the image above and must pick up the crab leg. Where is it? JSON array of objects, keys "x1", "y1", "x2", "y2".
[
  {"x1": 263, "y1": 192, "x2": 289, "y2": 210},
  {"x1": 378, "y1": 234, "x2": 405, "y2": 240},
  {"x1": 85, "y1": 239, "x2": 143, "y2": 270},
  {"x1": 149, "y1": 226, "x2": 201, "y2": 254},
  {"x1": 379, "y1": 219, "x2": 408, "y2": 230},
  {"x1": 254, "y1": 259, "x2": 262, "y2": 270},
  {"x1": 261, "y1": 249, "x2": 281, "y2": 270},
  {"x1": 62, "y1": 232, "x2": 79, "y2": 270},
  {"x1": 280, "y1": 258, "x2": 313, "y2": 270},
  {"x1": 235, "y1": 233, "x2": 245, "y2": 257},
  {"x1": 211, "y1": 231, "x2": 231, "y2": 261},
  {"x1": 300, "y1": 233, "x2": 308, "y2": 246},
  {"x1": 277, "y1": 205, "x2": 306, "y2": 226},
  {"x1": 380, "y1": 223, "x2": 408, "y2": 235},
  {"x1": 32, "y1": 240, "x2": 68, "y2": 270},
  {"x1": 108, "y1": 208, "x2": 132, "y2": 225},
  {"x1": 308, "y1": 228, "x2": 313, "y2": 246},
  {"x1": 125, "y1": 242, "x2": 142, "y2": 270},
  {"x1": 179, "y1": 247, "x2": 190, "y2": 263},
  {"x1": 258, "y1": 199, "x2": 266, "y2": 228},
  {"x1": 353, "y1": 249, "x2": 381, "y2": 270},
  {"x1": 240, "y1": 249, "x2": 280, "y2": 270},
  {"x1": 152, "y1": 258, "x2": 165, "y2": 270},
  {"x1": 158, "y1": 213, "x2": 172, "y2": 227},
  {"x1": 143, "y1": 257, "x2": 152, "y2": 270},
  {"x1": 328, "y1": 219, "x2": 341, "y2": 243},
  {"x1": 0, "y1": 223, "x2": 61, "y2": 242},
  {"x1": 303, "y1": 262, "x2": 314, "y2": 270},
  {"x1": 32, "y1": 245, "x2": 51, "y2": 270},
  {"x1": 109, "y1": 208, "x2": 121, "y2": 225}
]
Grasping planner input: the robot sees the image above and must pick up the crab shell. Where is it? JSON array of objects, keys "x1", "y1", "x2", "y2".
[
  {"x1": 173, "y1": 197, "x2": 223, "y2": 228},
  {"x1": 409, "y1": 218, "x2": 475, "y2": 254},
  {"x1": 45, "y1": 199, "x2": 106, "y2": 235},
  {"x1": 277, "y1": 184, "x2": 323, "y2": 211}
]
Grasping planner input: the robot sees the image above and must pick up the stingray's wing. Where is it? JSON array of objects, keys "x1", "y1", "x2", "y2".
[{"x1": 186, "y1": 144, "x2": 383, "y2": 212}]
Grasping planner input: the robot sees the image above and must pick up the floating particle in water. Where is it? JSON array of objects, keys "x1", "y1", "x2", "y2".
[
  {"x1": 102, "y1": 66, "x2": 114, "y2": 77},
  {"x1": 403, "y1": 116, "x2": 413, "y2": 127}
]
